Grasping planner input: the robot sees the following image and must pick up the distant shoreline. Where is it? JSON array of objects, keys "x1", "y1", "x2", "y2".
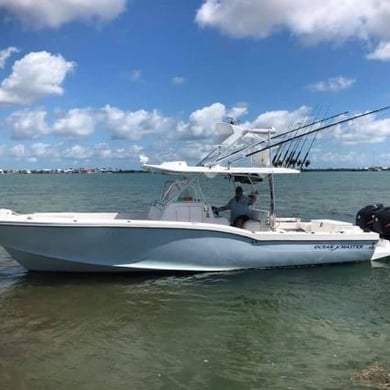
[
  {"x1": 0, "y1": 168, "x2": 146, "y2": 174},
  {"x1": 303, "y1": 167, "x2": 389, "y2": 172},
  {"x1": 0, "y1": 167, "x2": 388, "y2": 174}
]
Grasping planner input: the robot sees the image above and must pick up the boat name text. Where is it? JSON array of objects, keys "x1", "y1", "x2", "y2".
[{"x1": 314, "y1": 244, "x2": 365, "y2": 251}]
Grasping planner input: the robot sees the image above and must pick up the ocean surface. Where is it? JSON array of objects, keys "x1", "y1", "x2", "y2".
[{"x1": 0, "y1": 171, "x2": 390, "y2": 389}]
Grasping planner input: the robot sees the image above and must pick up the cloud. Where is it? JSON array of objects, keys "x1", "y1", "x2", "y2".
[
  {"x1": 172, "y1": 76, "x2": 185, "y2": 85},
  {"x1": 53, "y1": 108, "x2": 99, "y2": 137},
  {"x1": 0, "y1": 141, "x2": 145, "y2": 165},
  {"x1": 227, "y1": 104, "x2": 248, "y2": 120},
  {"x1": 182, "y1": 102, "x2": 227, "y2": 138},
  {"x1": 2, "y1": 105, "x2": 175, "y2": 141},
  {"x1": 0, "y1": 0, "x2": 127, "y2": 29},
  {"x1": 2, "y1": 108, "x2": 99, "y2": 140},
  {"x1": 62, "y1": 143, "x2": 143, "y2": 162},
  {"x1": 0, "y1": 47, "x2": 19, "y2": 69},
  {"x1": 248, "y1": 106, "x2": 311, "y2": 131},
  {"x1": 102, "y1": 105, "x2": 175, "y2": 140},
  {"x1": 246, "y1": 107, "x2": 390, "y2": 148},
  {"x1": 366, "y1": 41, "x2": 390, "y2": 61},
  {"x1": 308, "y1": 76, "x2": 356, "y2": 92},
  {"x1": 8, "y1": 144, "x2": 26, "y2": 159},
  {"x1": 1, "y1": 102, "x2": 251, "y2": 164},
  {"x1": 176, "y1": 102, "x2": 248, "y2": 139},
  {"x1": 333, "y1": 115, "x2": 390, "y2": 144},
  {"x1": 29, "y1": 142, "x2": 56, "y2": 158},
  {"x1": 1, "y1": 103, "x2": 390, "y2": 167},
  {"x1": 63, "y1": 145, "x2": 94, "y2": 160},
  {"x1": 127, "y1": 69, "x2": 143, "y2": 82},
  {"x1": 315, "y1": 151, "x2": 361, "y2": 165},
  {"x1": 5, "y1": 109, "x2": 49, "y2": 139},
  {"x1": 195, "y1": 1, "x2": 390, "y2": 57},
  {"x1": 0, "y1": 51, "x2": 75, "y2": 105}
]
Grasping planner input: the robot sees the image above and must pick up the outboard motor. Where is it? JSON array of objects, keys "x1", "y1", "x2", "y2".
[
  {"x1": 356, "y1": 204, "x2": 384, "y2": 231},
  {"x1": 372, "y1": 207, "x2": 390, "y2": 240}
]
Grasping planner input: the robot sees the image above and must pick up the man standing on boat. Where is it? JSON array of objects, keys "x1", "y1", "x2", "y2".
[{"x1": 215, "y1": 186, "x2": 256, "y2": 228}]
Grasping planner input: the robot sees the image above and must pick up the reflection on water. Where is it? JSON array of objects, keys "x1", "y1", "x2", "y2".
[{"x1": 1, "y1": 262, "x2": 390, "y2": 389}]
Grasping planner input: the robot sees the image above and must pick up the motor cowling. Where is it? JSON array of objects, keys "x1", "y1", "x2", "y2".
[
  {"x1": 372, "y1": 207, "x2": 390, "y2": 239},
  {"x1": 356, "y1": 204, "x2": 384, "y2": 231}
]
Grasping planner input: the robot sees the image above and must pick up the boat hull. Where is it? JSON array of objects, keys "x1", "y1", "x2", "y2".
[{"x1": 0, "y1": 220, "x2": 379, "y2": 272}]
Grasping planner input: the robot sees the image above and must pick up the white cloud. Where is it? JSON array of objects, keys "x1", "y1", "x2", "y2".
[
  {"x1": 308, "y1": 76, "x2": 356, "y2": 92},
  {"x1": 2, "y1": 108, "x2": 99, "y2": 140},
  {"x1": 248, "y1": 106, "x2": 311, "y2": 131},
  {"x1": 30, "y1": 142, "x2": 56, "y2": 158},
  {"x1": 185, "y1": 102, "x2": 227, "y2": 137},
  {"x1": 177, "y1": 102, "x2": 235, "y2": 139},
  {"x1": 366, "y1": 41, "x2": 390, "y2": 61},
  {"x1": 9, "y1": 144, "x2": 26, "y2": 159},
  {"x1": 63, "y1": 145, "x2": 94, "y2": 160},
  {"x1": 92, "y1": 143, "x2": 143, "y2": 160},
  {"x1": 247, "y1": 107, "x2": 390, "y2": 148},
  {"x1": 227, "y1": 104, "x2": 248, "y2": 120},
  {"x1": 333, "y1": 115, "x2": 390, "y2": 144},
  {"x1": 315, "y1": 151, "x2": 361, "y2": 165},
  {"x1": 0, "y1": 0, "x2": 127, "y2": 29},
  {"x1": 128, "y1": 69, "x2": 143, "y2": 82},
  {"x1": 195, "y1": 1, "x2": 390, "y2": 57},
  {"x1": 0, "y1": 141, "x2": 145, "y2": 165},
  {"x1": 5, "y1": 109, "x2": 49, "y2": 139},
  {"x1": 0, "y1": 51, "x2": 75, "y2": 105},
  {"x1": 102, "y1": 105, "x2": 174, "y2": 140},
  {"x1": 2, "y1": 105, "x2": 174, "y2": 141},
  {"x1": 61, "y1": 143, "x2": 144, "y2": 162},
  {"x1": 53, "y1": 108, "x2": 98, "y2": 137},
  {"x1": 172, "y1": 76, "x2": 185, "y2": 85},
  {"x1": 1, "y1": 103, "x2": 389, "y2": 168},
  {"x1": 0, "y1": 142, "x2": 60, "y2": 162},
  {"x1": 0, "y1": 46, "x2": 19, "y2": 69}
]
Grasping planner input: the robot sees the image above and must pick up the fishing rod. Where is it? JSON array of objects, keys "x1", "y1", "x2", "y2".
[
  {"x1": 280, "y1": 126, "x2": 304, "y2": 166},
  {"x1": 268, "y1": 107, "x2": 324, "y2": 166},
  {"x1": 272, "y1": 132, "x2": 292, "y2": 166},
  {"x1": 274, "y1": 126, "x2": 302, "y2": 166},
  {"x1": 300, "y1": 132, "x2": 319, "y2": 168},
  {"x1": 298, "y1": 107, "x2": 338, "y2": 168},
  {"x1": 272, "y1": 118, "x2": 303, "y2": 166},
  {"x1": 286, "y1": 107, "x2": 330, "y2": 167},
  {"x1": 283, "y1": 114, "x2": 321, "y2": 167},
  {"x1": 292, "y1": 130, "x2": 317, "y2": 167},
  {"x1": 242, "y1": 104, "x2": 390, "y2": 161},
  {"x1": 213, "y1": 110, "x2": 349, "y2": 166}
]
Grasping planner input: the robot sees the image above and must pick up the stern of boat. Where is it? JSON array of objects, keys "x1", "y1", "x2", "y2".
[{"x1": 371, "y1": 238, "x2": 390, "y2": 262}]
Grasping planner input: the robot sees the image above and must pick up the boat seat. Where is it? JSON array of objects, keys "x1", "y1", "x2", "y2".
[
  {"x1": 244, "y1": 219, "x2": 271, "y2": 232},
  {"x1": 249, "y1": 208, "x2": 269, "y2": 221},
  {"x1": 244, "y1": 209, "x2": 271, "y2": 231},
  {"x1": 161, "y1": 202, "x2": 206, "y2": 222}
]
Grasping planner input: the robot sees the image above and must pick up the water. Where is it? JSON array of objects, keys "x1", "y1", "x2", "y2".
[{"x1": 1, "y1": 171, "x2": 390, "y2": 389}]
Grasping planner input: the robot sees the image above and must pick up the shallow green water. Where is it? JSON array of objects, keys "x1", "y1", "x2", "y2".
[{"x1": 0, "y1": 172, "x2": 390, "y2": 389}]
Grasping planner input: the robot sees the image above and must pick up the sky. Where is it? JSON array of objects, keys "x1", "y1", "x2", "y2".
[{"x1": 1, "y1": 0, "x2": 390, "y2": 169}]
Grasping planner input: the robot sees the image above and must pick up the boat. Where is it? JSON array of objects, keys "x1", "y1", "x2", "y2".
[{"x1": 0, "y1": 108, "x2": 390, "y2": 272}]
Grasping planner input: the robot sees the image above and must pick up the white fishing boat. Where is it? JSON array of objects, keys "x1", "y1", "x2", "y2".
[{"x1": 0, "y1": 109, "x2": 390, "y2": 272}]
